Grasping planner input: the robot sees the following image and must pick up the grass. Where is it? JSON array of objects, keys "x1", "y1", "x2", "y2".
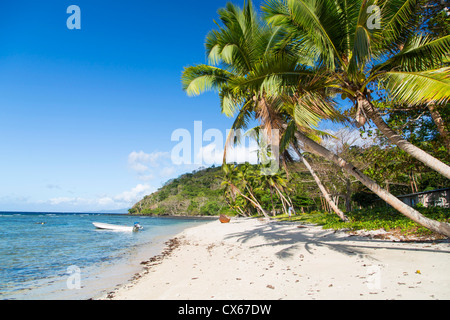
[{"x1": 275, "y1": 206, "x2": 450, "y2": 239}]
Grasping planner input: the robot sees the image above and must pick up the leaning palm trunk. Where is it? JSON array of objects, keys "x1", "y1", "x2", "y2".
[
  {"x1": 239, "y1": 184, "x2": 271, "y2": 219},
  {"x1": 272, "y1": 184, "x2": 289, "y2": 214},
  {"x1": 235, "y1": 205, "x2": 247, "y2": 217},
  {"x1": 360, "y1": 97, "x2": 450, "y2": 179},
  {"x1": 295, "y1": 130, "x2": 450, "y2": 238},
  {"x1": 292, "y1": 144, "x2": 349, "y2": 222},
  {"x1": 274, "y1": 184, "x2": 293, "y2": 208},
  {"x1": 427, "y1": 103, "x2": 450, "y2": 154}
]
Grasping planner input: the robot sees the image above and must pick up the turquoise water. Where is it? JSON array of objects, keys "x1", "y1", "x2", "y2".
[{"x1": 0, "y1": 212, "x2": 210, "y2": 300}]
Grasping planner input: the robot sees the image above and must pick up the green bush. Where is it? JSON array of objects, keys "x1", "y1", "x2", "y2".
[
  {"x1": 200, "y1": 201, "x2": 221, "y2": 216},
  {"x1": 279, "y1": 207, "x2": 450, "y2": 237}
]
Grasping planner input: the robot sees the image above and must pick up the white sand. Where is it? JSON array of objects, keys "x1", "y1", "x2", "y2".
[{"x1": 104, "y1": 218, "x2": 450, "y2": 300}]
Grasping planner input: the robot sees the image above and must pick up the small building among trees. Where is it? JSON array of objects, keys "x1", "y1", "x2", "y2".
[{"x1": 397, "y1": 188, "x2": 450, "y2": 208}]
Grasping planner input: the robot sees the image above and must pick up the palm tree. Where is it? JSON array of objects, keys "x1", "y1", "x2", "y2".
[
  {"x1": 182, "y1": 0, "x2": 345, "y2": 220},
  {"x1": 182, "y1": 0, "x2": 450, "y2": 237},
  {"x1": 292, "y1": 126, "x2": 450, "y2": 236},
  {"x1": 221, "y1": 162, "x2": 271, "y2": 217},
  {"x1": 255, "y1": 165, "x2": 278, "y2": 215},
  {"x1": 255, "y1": 163, "x2": 293, "y2": 215},
  {"x1": 262, "y1": 0, "x2": 450, "y2": 179},
  {"x1": 280, "y1": 119, "x2": 350, "y2": 221},
  {"x1": 291, "y1": 143, "x2": 349, "y2": 221}
]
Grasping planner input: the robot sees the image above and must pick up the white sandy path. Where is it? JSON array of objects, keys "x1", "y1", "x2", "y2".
[{"x1": 106, "y1": 218, "x2": 450, "y2": 300}]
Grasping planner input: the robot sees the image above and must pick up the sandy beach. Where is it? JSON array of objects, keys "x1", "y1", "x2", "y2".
[{"x1": 102, "y1": 217, "x2": 450, "y2": 300}]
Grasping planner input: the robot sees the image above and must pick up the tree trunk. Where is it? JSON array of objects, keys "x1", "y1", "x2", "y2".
[
  {"x1": 428, "y1": 103, "x2": 450, "y2": 154},
  {"x1": 273, "y1": 184, "x2": 289, "y2": 214},
  {"x1": 360, "y1": 96, "x2": 450, "y2": 179},
  {"x1": 293, "y1": 144, "x2": 349, "y2": 222},
  {"x1": 235, "y1": 205, "x2": 247, "y2": 217},
  {"x1": 295, "y1": 130, "x2": 450, "y2": 238},
  {"x1": 269, "y1": 186, "x2": 275, "y2": 216},
  {"x1": 245, "y1": 185, "x2": 271, "y2": 219},
  {"x1": 231, "y1": 183, "x2": 271, "y2": 218},
  {"x1": 345, "y1": 178, "x2": 352, "y2": 212}
]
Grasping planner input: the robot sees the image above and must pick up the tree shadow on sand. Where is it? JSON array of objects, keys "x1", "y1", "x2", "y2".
[{"x1": 223, "y1": 220, "x2": 450, "y2": 261}]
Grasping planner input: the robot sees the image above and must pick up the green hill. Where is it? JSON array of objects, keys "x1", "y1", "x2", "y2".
[{"x1": 128, "y1": 166, "x2": 230, "y2": 216}]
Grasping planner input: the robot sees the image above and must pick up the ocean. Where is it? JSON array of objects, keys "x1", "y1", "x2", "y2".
[{"x1": 0, "y1": 212, "x2": 211, "y2": 300}]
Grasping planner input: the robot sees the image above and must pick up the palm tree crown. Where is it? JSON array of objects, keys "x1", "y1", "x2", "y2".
[{"x1": 262, "y1": 0, "x2": 450, "y2": 179}]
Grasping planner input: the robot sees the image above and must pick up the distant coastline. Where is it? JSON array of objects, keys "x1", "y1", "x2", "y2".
[{"x1": 0, "y1": 209, "x2": 129, "y2": 215}]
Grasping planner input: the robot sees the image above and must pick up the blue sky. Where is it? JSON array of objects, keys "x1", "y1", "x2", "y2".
[{"x1": 0, "y1": 0, "x2": 344, "y2": 212}]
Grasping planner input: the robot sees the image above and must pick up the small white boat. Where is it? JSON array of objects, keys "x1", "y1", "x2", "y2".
[{"x1": 93, "y1": 222, "x2": 143, "y2": 232}]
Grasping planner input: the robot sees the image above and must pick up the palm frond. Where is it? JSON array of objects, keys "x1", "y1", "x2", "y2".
[
  {"x1": 379, "y1": 67, "x2": 450, "y2": 105},
  {"x1": 380, "y1": 0, "x2": 420, "y2": 46},
  {"x1": 181, "y1": 65, "x2": 233, "y2": 96},
  {"x1": 347, "y1": 20, "x2": 373, "y2": 77},
  {"x1": 263, "y1": 0, "x2": 345, "y2": 70},
  {"x1": 279, "y1": 120, "x2": 296, "y2": 152},
  {"x1": 219, "y1": 87, "x2": 247, "y2": 117},
  {"x1": 374, "y1": 34, "x2": 450, "y2": 72}
]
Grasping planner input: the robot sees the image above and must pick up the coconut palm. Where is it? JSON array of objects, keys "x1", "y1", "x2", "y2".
[
  {"x1": 182, "y1": 0, "x2": 450, "y2": 236},
  {"x1": 182, "y1": 0, "x2": 345, "y2": 220},
  {"x1": 255, "y1": 163, "x2": 293, "y2": 215},
  {"x1": 291, "y1": 142, "x2": 349, "y2": 221},
  {"x1": 292, "y1": 126, "x2": 450, "y2": 236},
  {"x1": 221, "y1": 162, "x2": 271, "y2": 217},
  {"x1": 262, "y1": 0, "x2": 450, "y2": 179}
]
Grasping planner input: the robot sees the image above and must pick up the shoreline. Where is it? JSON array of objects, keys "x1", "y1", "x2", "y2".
[{"x1": 100, "y1": 217, "x2": 450, "y2": 300}]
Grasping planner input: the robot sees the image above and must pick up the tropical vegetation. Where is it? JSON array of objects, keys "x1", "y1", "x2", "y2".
[
  {"x1": 179, "y1": 0, "x2": 450, "y2": 237},
  {"x1": 129, "y1": 166, "x2": 229, "y2": 216}
]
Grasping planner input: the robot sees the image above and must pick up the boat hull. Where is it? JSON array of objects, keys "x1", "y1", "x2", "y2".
[
  {"x1": 93, "y1": 222, "x2": 135, "y2": 232},
  {"x1": 219, "y1": 215, "x2": 231, "y2": 223}
]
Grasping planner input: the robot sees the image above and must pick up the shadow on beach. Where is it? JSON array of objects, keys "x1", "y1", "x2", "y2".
[{"x1": 222, "y1": 220, "x2": 450, "y2": 261}]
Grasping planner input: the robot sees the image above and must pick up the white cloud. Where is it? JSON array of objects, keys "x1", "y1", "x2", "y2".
[
  {"x1": 128, "y1": 150, "x2": 171, "y2": 180},
  {"x1": 137, "y1": 173, "x2": 156, "y2": 181},
  {"x1": 225, "y1": 143, "x2": 259, "y2": 164},
  {"x1": 46, "y1": 184, "x2": 154, "y2": 210},
  {"x1": 97, "y1": 197, "x2": 115, "y2": 206},
  {"x1": 322, "y1": 128, "x2": 376, "y2": 153},
  {"x1": 128, "y1": 151, "x2": 170, "y2": 173},
  {"x1": 49, "y1": 197, "x2": 77, "y2": 205},
  {"x1": 199, "y1": 143, "x2": 223, "y2": 165},
  {"x1": 198, "y1": 142, "x2": 259, "y2": 166},
  {"x1": 161, "y1": 166, "x2": 176, "y2": 177},
  {"x1": 113, "y1": 183, "x2": 153, "y2": 203}
]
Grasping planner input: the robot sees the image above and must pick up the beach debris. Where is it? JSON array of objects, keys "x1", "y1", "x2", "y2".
[
  {"x1": 266, "y1": 285, "x2": 275, "y2": 289},
  {"x1": 103, "y1": 237, "x2": 183, "y2": 300},
  {"x1": 415, "y1": 270, "x2": 421, "y2": 274}
]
